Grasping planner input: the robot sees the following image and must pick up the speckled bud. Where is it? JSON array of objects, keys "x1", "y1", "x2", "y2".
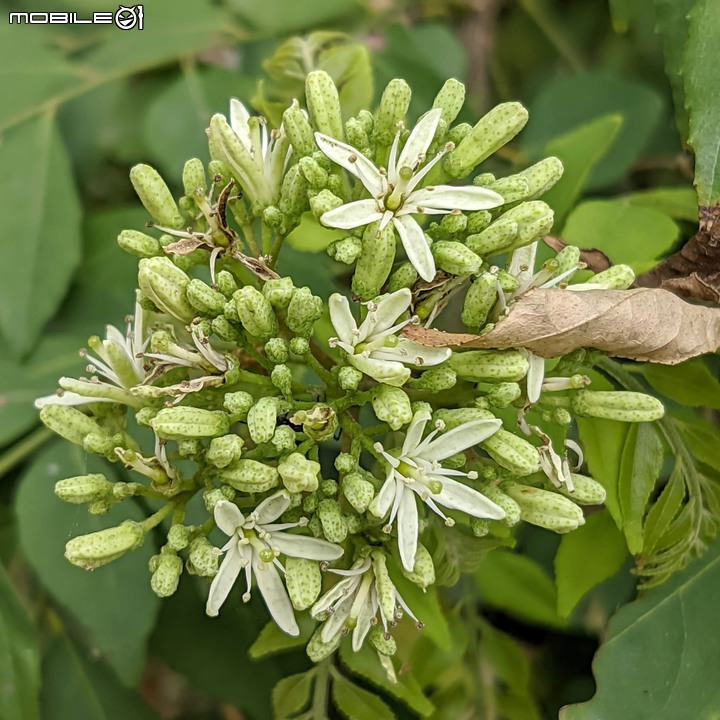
[
  {"x1": 328, "y1": 236, "x2": 362, "y2": 265},
  {"x1": 130, "y1": 163, "x2": 183, "y2": 228},
  {"x1": 203, "y1": 486, "x2": 236, "y2": 513},
  {"x1": 306, "y1": 626, "x2": 341, "y2": 662},
  {"x1": 481, "y1": 430, "x2": 541, "y2": 476},
  {"x1": 432, "y1": 241, "x2": 482, "y2": 276},
  {"x1": 517, "y1": 156, "x2": 564, "y2": 199},
  {"x1": 299, "y1": 156, "x2": 329, "y2": 190},
  {"x1": 206, "y1": 434, "x2": 244, "y2": 468},
  {"x1": 278, "y1": 453, "x2": 321, "y2": 493},
  {"x1": 289, "y1": 337, "x2": 310, "y2": 356},
  {"x1": 271, "y1": 364, "x2": 293, "y2": 397},
  {"x1": 150, "y1": 553, "x2": 183, "y2": 598},
  {"x1": 372, "y1": 385, "x2": 412, "y2": 430},
  {"x1": 501, "y1": 201, "x2": 555, "y2": 249},
  {"x1": 247, "y1": 397, "x2": 278, "y2": 444},
  {"x1": 388, "y1": 262, "x2": 419, "y2": 292},
  {"x1": 186, "y1": 536, "x2": 220, "y2": 577},
  {"x1": 117, "y1": 229, "x2": 161, "y2": 258},
  {"x1": 220, "y1": 460, "x2": 279, "y2": 493},
  {"x1": 65, "y1": 521, "x2": 145, "y2": 570},
  {"x1": 470, "y1": 518, "x2": 490, "y2": 536},
  {"x1": 373, "y1": 79, "x2": 411, "y2": 145},
  {"x1": 263, "y1": 276, "x2": 295, "y2": 310},
  {"x1": 338, "y1": 366, "x2": 363, "y2": 391},
  {"x1": 481, "y1": 174, "x2": 530, "y2": 204},
  {"x1": 466, "y1": 218, "x2": 518, "y2": 256},
  {"x1": 151, "y1": 407, "x2": 230, "y2": 440},
  {"x1": 486, "y1": 382, "x2": 522, "y2": 408},
  {"x1": 223, "y1": 391, "x2": 254, "y2": 422},
  {"x1": 186, "y1": 279, "x2": 226, "y2": 317},
  {"x1": 286, "y1": 287, "x2": 323, "y2": 337},
  {"x1": 306, "y1": 71, "x2": 343, "y2": 140},
  {"x1": 317, "y1": 499, "x2": 347, "y2": 543},
  {"x1": 466, "y1": 210, "x2": 492, "y2": 234},
  {"x1": 352, "y1": 220, "x2": 396, "y2": 300},
  {"x1": 371, "y1": 552, "x2": 396, "y2": 624},
  {"x1": 432, "y1": 78, "x2": 466, "y2": 125},
  {"x1": 264, "y1": 337, "x2": 289, "y2": 364},
  {"x1": 587, "y1": 264, "x2": 635, "y2": 290},
  {"x1": 477, "y1": 483, "x2": 521, "y2": 526},
  {"x1": 502, "y1": 481, "x2": 585, "y2": 533},
  {"x1": 341, "y1": 472, "x2": 375, "y2": 514},
  {"x1": 310, "y1": 189, "x2": 344, "y2": 218},
  {"x1": 282, "y1": 99, "x2": 316, "y2": 157},
  {"x1": 462, "y1": 271, "x2": 497, "y2": 329},
  {"x1": 450, "y1": 350, "x2": 530, "y2": 383},
  {"x1": 279, "y1": 163, "x2": 309, "y2": 218},
  {"x1": 215, "y1": 270, "x2": 237, "y2": 299},
  {"x1": 40, "y1": 406, "x2": 108, "y2": 447},
  {"x1": 271, "y1": 425, "x2": 297, "y2": 453},
  {"x1": 344, "y1": 117, "x2": 371, "y2": 155},
  {"x1": 55, "y1": 474, "x2": 112, "y2": 505},
  {"x1": 571, "y1": 390, "x2": 664, "y2": 422},
  {"x1": 234, "y1": 286, "x2": 278, "y2": 341},
  {"x1": 554, "y1": 473, "x2": 607, "y2": 505},
  {"x1": 285, "y1": 557, "x2": 322, "y2": 611},
  {"x1": 401, "y1": 542, "x2": 435, "y2": 589},
  {"x1": 182, "y1": 157, "x2": 206, "y2": 197},
  {"x1": 166, "y1": 524, "x2": 191, "y2": 551},
  {"x1": 409, "y1": 365, "x2": 457, "y2": 391},
  {"x1": 369, "y1": 626, "x2": 397, "y2": 656},
  {"x1": 433, "y1": 406, "x2": 496, "y2": 430},
  {"x1": 138, "y1": 257, "x2": 195, "y2": 321}
]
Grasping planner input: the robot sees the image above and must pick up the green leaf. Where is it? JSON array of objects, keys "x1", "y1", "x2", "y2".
[
  {"x1": 272, "y1": 671, "x2": 315, "y2": 720},
  {"x1": 684, "y1": 0, "x2": 720, "y2": 206},
  {"x1": 522, "y1": 73, "x2": 663, "y2": 189},
  {"x1": 562, "y1": 200, "x2": 679, "y2": 272},
  {"x1": 340, "y1": 642, "x2": 434, "y2": 717},
  {"x1": 249, "y1": 616, "x2": 314, "y2": 659},
  {"x1": 228, "y1": 0, "x2": 358, "y2": 33},
  {"x1": 542, "y1": 115, "x2": 623, "y2": 230},
  {"x1": 555, "y1": 511, "x2": 628, "y2": 617},
  {"x1": 286, "y1": 213, "x2": 346, "y2": 253},
  {"x1": 560, "y1": 537, "x2": 720, "y2": 720},
  {"x1": 677, "y1": 419, "x2": 720, "y2": 474},
  {"x1": 622, "y1": 186, "x2": 698, "y2": 222},
  {"x1": 642, "y1": 464, "x2": 686, "y2": 556},
  {"x1": 641, "y1": 360, "x2": 720, "y2": 410},
  {"x1": 0, "y1": 114, "x2": 81, "y2": 358},
  {"x1": 40, "y1": 633, "x2": 157, "y2": 720},
  {"x1": 15, "y1": 443, "x2": 160, "y2": 685},
  {"x1": 476, "y1": 550, "x2": 566, "y2": 628},
  {"x1": 0, "y1": 563, "x2": 40, "y2": 720},
  {"x1": 331, "y1": 672, "x2": 395, "y2": 720},
  {"x1": 618, "y1": 423, "x2": 664, "y2": 554}
]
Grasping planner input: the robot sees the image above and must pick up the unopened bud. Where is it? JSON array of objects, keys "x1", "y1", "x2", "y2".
[
  {"x1": 372, "y1": 385, "x2": 412, "y2": 430},
  {"x1": 369, "y1": 626, "x2": 397, "y2": 656},
  {"x1": 283, "y1": 100, "x2": 316, "y2": 157},
  {"x1": 286, "y1": 287, "x2": 323, "y2": 337},
  {"x1": 466, "y1": 218, "x2": 519, "y2": 256},
  {"x1": 234, "y1": 286, "x2": 278, "y2": 341},
  {"x1": 481, "y1": 430, "x2": 541, "y2": 476},
  {"x1": 182, "y1": 158, "x2": 207, "y2": 196},
  {"x1": 117, "y1": 229, "x2": 161, "y2": 258},
  {"x1": 481, "y1": 174, "x2": 530, "y2": 204},
  {"x1": 247, "y1": 397, "x2": 278, "y2": 444},
  {"x1": 409, "y1": 365, "x2": 457, "y2": 391},
  {"x1": 306, "y1": 71, "x2": 343, "y2": 140},
  {"x1": 279, "y1": 164, "x2": 309, "y2": 218},
  {"x1": 401, "y1": 542, "x2": 435, "y2": 589},
  {"x1": 501, "y1": 201, "x2": 554, "y2": 249},
  {"x1": 40, "y1": 406, "x2": 108, "y2": 447},
  {"x1": 271, "y1": 425, "x2": 297, "y2": 453},
  {"x1": 166, "y1": 524, "x2": 191, "y2": 551},
  {"x1": 206, "y1": 435, "x2": 244, "y2": 469},
  {"x1": 306, "y1": 626, "x2": 341, "y2": 662},
  {"x1": 477, "y1": 483, "x2": 521, "y2": 526},
  {"x1": 299, "y1": 156, "x2": 329, "y2": 190},
  {"x1": 138, "y1": 257, "x2": 195, "y2": 321},
  {"x1": 203, "y1": 486, "x2": 236, "y2": 513},
  {"x1": 220, "y1": 459, "x2": 279, "y2": 493},
  {"x1": 223, "y1": 391, "x2": 254, "y2": 422},
  {"x1": 388, "y1": 262, "x2": 418, "y2": 292},
  {"x1": 285, "y1": 557, "x2": 322, "y2": 611},
  {"x1": 587, "y1": 264, "x2": 635, "y2": 290},
  {"x1": 186, "y1": 536, "x2": 220, "y2": 576},
  {"x1": 486, "y1": 382, "x2": 522, "y2": 408},
  {"x1": 517, "y1": 156, "x2": 564, "y2": 199},
  {"x1": 572, "y1": 389, "x2": 663, "y2": 422},
  {"x1": 352, "y1": 220, "x2": 396, "y2": 300},
  {"x1": 338, "y1": 366, "x2": 363, "y2": 391},
  {"x1": 450, "y1": 350, "x2": 530, "y2": 383},
  {"x1": 344, "y1": 117, "x2": 371, "y2": 155},
  {"x1": 130, "y1": 163, "x2": 183, "y2": 228},
  {"x1": 151, "y1": 407, "x2": 229, "y2": 440},
  {"x1": 554, "y1": 473, "x2": 607, "y2": 505},
  {"x1": 187, "y1": 279, "x2": 226, "y2": 316},
  {"x1": 278, "y1": 453, "x2": 321, "y2": 493},
  {"x1": 432, "y1": 241, "x2": 482, "y2": 276},
  {"x1": 502, "y1": 481, "x2": 585, "y2": 533},
  {"x1": 432, "y1": 78, "x2": 466, "y2": 125},
  {"x1": 471, "y1": 517, "x2": 490, "y2": 536},
  {"x1": 317, "y1": 499, "x2": 347, "y2": 543},
  {"x1": 462, "y1": 271, "x2": 497, "y2": 329},
  {"x1": 289, "y1": 337, "x2": 310, "y2": 356},
  {"x1": 374, "y1": 79, "x2": 411, "y2": 145},
  {"x1": 55, "y1": 474, "x2": 113, "y2": 504},
  {"x1": 65, "y1": 521, "x2": 145, "y2": 570},
  {"x1": 150, "y1": 552, "x2": 183, "y2": 597},
  {"x1": 310, "y1": 189, "x2": 343, "y2": 218},
  {"x1": 328, "y1": 236, "x2": 362, "y2": 265}
]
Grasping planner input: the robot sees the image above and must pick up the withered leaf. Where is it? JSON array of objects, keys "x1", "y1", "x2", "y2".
[
  {"x1": 163, "y1": 238, "x2": 209, "y2": 256},
  {"x1": 230, "y1": 250, "x2": 280, "y2": 281},
  {"x1": 403, "y1": 287, "x2": 720, "y2": 365}
]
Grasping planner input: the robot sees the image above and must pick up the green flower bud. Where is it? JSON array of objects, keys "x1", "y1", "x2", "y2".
[
  {"x1": 186, "y1": 536, "x2": 220, "y2": 577},
  {"x1": 374, "y1": 79, "x2": 411, "y2": 145},
  {"x1": 587, "y1": 264, "x2": 635, "y2": 290},
  {"x1": 401, "y1": 542, "x2": 435, "y2": 589},
  {"x1": 271, "y1": 425, "x2": 297, "y2": 453},
  {"x1": 450, "y1": 350, "x2": 530, "y2": 383},
  {"x1": 220, "y1": 459, "x2": 279, "y2": 493},
  {"x1": 279, "y1": 164, "x2": 310, "y2": 218},
  {"x1": 261, "y1": 339, "x2": 287, "y2": 365},
  {"x1": 262, "y1": 276, "x2": 294, "y2": 310},
  {"x1": 486, "y1": 382, "x2": 522, "y2": 408},
  {"x1": 440, "y1": 211, "x2": 468, "y2": 236},
  {"x1": 247, "y1": 397, "x2": 278, "y2": 444},
  {"x1": 553, "y1": 473, "x2": 607, "y2": 505},
  {"x1": 129, "y1": 163, "x2": 183, "y2": 229},
  {"x1": 502, "y1": 481, "x2": 585, "y2": 533},
  {"x1": 321, "y1": 480, "x2": 339, "y2": 498},
  {"x1": 371, "y1": 551, "x2": 396, "y2": 623},
  {"x1": 303, "y1": 492, "x2": 319, "y2": 514},
  {"x1": 271, "y1": 364, "x2": 293, "y2": 397},
  {"x1": 444, "y1": 102, "x2": 529, "y2": 178},
  {"x1": 203, "y1": 486, "x2": 236, "y2": 512},
  {"x1": 234, "y1": 286, "x2": 278, "y2": 341},
  {"x1": 309, "y1": 189, "x2": 343, "y2": 218},
  {"x1": 481, "y1": 430, "x2": 540, "y2": 476},
  {"x1": 306, "y1": 70, "x2": 344, "y2": 140},
  {"x1": 283, "y1": 99, "x2": 316, "y2": 157},
  {"x1": 138, "y1": 257, "x2": 195, "y2": 322},
  {"x1": 466, "y1": 210, "x2": 492, "y2": 234},
  {"x1": 462, "y1": 271, "x2": 497, "y2": 329},
  {"x1": 409, "y1": 365, "x2": 457, "y2": 391},
  {"x1": 352, "y1": 220, "x2": 396, "y2": 300},
  {"x1": 465, "y1": 218, "x2": 518, "y2": 257},
  {"x1": 369, "y1": 626, "x2": 397, "y2": 656},
  {"x1": 285, "y1": 557, "x2": 322, "y2": 611},
  {"x1": 446, "y1": 123, "x2": 471, "y2": 146},
  {"x1": 150, "y1": 552, "x2": 183, "y2": 598},
  {"x1": 223, "y1": 391, "x2": 254, "y2": 422},
  {"x1": 278, "y1": 453, "x2": 321, "y2": 493},
  {"x1": 571, "y1": 390, "x2": 663, "y2": 422},
  {"x1": 65, "y1": 521, "x2": 145, "y2": 570},
  {"x1": 338, "y1": 365, "x2": 363, "y2": 390},
  {"x1": 177, "y1": 439, "x2": 203, "y2": 458},
  {"x1": 388, "y1": 262, "x2": 418, "y2": 292},
  {"x1": 166, "y1": 524, "x2": 191, "y2": 551},
  {"x1": 117, "y1": 229, "x2": 161, "y2": 258},
  {"x1": 206, "y1": 434, "x2": 244, "y2": 469},
  {"x1": 40, "y1": 406, "x2": 108, "y2": 447},
  {"x1": 210, "y1": 315, "x2": 238, "y2": 342},
  {"x1": 482, "y1": 174, "x2": 530, "y2": 204},
  {"x1": 151, "y1": 407, "x2": 229, "y2": 440},
  {"x1": 357, "y1": 109, "x2": 374, "y2": 134},
  {"x1": 372, "y1": 385, "x2": 412, "y2": 431},
  {"x1": 432, "y1": 241, "x2": 482, "y2": 276},
  {"x1": 553, "y1": 245, "x2": 581, "y2": 276},
  {"x1": 286, "y1": 287, "x2": 323, "y2": 337},
  {"x1": 214, "y1": 270, "x2": 238, "y2": 299},
  {"x1": 517, "y1": 156, "x2": 564, "y2": 199},
  {"x1": 341, "y1": 472, "x2": 375, "y2": 513},
  {"x1": 289, "y1": 336, "x2": 310, "y2": 356},
  {"x1": 307, "y1": 626, "x2": 342, "y2": 662},
  {"x1": 299, "y1": 156, "x2": 329, "y2": 190},
  {"x1": 291, "y1": 404, "x2": 338, "y2": 442},
  {"x1": 55, "y1": 474, "x2": 113, "y2": 505},
  {"x1": 135, "y1": 408, "x2": 158, "y2": 428},
  {"x1": 82, "y1": 432, "x2": 116, "y2": 458},
  {"x1": 432, "y1": 78, "x2": 466, "y2": 125},
  {"x1": 434, "y1": 406, "x2": 495, "y2": 430},
  {"x1": 334, "y1": 453, "x2": 356, "y2": 475},
  {"x1": 317, "y1": 499, "x2": 347, "y2": 543},
  {"x1": 501, "y1": 201, "x2": 555, "y2": 250},
  {"x1": 470, "y1": 517, "x2": 490, "y2": 536},
  {"x1": 328, "y1": 236, "x2": 362, "y2": 265},
  {"x1": 344, "y1": 117, "x2": 371, "y2": 155},
  {"x1": 182, "y1": 158, "x2": 207, "y2": 197},
  {"x1": 186, "y1": 279, "x2": 226, "y2": 317},
  {"x1": 477, "y1": 483, "x2": 521, "y2": 526}
]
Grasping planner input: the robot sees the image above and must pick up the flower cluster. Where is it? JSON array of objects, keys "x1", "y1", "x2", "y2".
[{"x1": 37, "y1": 69, "x2": 665, "y2": 673}]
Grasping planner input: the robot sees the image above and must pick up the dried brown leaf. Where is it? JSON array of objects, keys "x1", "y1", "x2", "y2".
[
  {"x1": 230, "y1": 250, "x2": 280, "y2": 281},
  {"x1": 163, "y1": 238, "x2": 209, "y2": 256},
  {"x1": 403, "y1": 287, "x2": 720, "y2": 364}
]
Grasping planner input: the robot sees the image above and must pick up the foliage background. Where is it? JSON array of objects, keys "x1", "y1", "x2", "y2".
[{"x1": 1, "y1": 0, "x2": 719, "y2": 718}]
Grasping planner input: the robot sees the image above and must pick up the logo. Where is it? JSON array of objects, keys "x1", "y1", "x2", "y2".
[{"x1": 9, "y1": 4, "x2": 144, "y2": 30}]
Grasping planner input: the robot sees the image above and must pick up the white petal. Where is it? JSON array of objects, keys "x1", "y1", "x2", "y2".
[
  {"x1": 393, "y1": 216, "x2": 435, "y2": 282},
  {"x1": 34, "y1": 392, "x2": 113, "y2": 408},
  {"x1": 432, "y1": 476, "x2": 506, "y2": 520},
  {"x1": 329, "y1": 293, "x2": 358, "y2": 345},
  {"x1": 397, "y1": 489, "x2": 419, "y2": 571},
  {"x1": 214, "y1": 500, "x2": 245, "y2": 536},
  {"x1": 320, "y1": 592, "x2": 354, "y2": 643},
  {"x1": 418, "y1": 419, "x2": 502, "y2": 462},
  {"x1": 526, "y1": 352, "x2": 545, "y2": 404},
  {"x1": 253, "y1": 554, "x2": 300, "y2": 636},
  {"x1": 397, "y1": 109, "x2": 442, "y2": 170},
  {"x1": 254, "y1": 490, "x2": 291, "y2": 525},
  {"x1": 352, "y1": 594, "x2": 376, "y2": 651},
  {"x1": 206, "y1": 541, "x2": 242, "y2": 616},
  {"x1": 392, "y1": 338, "x2": 451, "y2": 367},
  {"x1": 314, "y1": 133, "x2": 385, "y2": 196},
  {"x1": 370, "y1": 289, "x2": 413, "y2": 338},
  {"x1": 368, "y1": 470, "x2": 398, "y2": 519},
  {"x1": 270, "y1": 532, "x2": 344, "y2": 561},
  {"x1": 229, "y1": 98, "x2": 252, "y2": 150},
  {"x1": 408, "y1": 185, "x2": 504, "y2": 211},
  {"x1": 312, "y1": 576, "x2": 354, "y2": 617},
  {"x1": 402, "y1": 410, "x2": 432, "y2": 456},
  {"x1": 321, "y1": 199, "x2": 383, "y2": 230},
  {"x1": 348, "y1": 354, "x2": 411, "y2": 387}
]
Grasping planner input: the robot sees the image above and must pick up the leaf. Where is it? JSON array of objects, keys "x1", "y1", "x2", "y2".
[
  {"x1": 228, "y1": 0, "x2": 358, "y2": 33},
  {"x1": 642, "y1": 465, "x2": 686, "y2": 556},
  {"x1": 0, "y1": 113, "x2": 81, "y2": 358},
  {"x1": 562, "y1": 200, "x2": 680, "y2": 272},
  {"x1": 555, "y1": 511, "x2": 628, "y2": 617},
  {"x1": 286, "y1": 213, "x2": 346, "y2": 253},
  {"x1": 677, "y1": 420, "x2": 720, "y2": 474},
  {"x1": 40, "y1": 633, "x2": 157, "y2": 720},
  {"x1": 542, "y1": 115, "x2": 623, "y2": 229},
  {"x1": 15, "y1": 443, "x2": 160, "y2": 685},
  {"x1": 0, "y1": 563, "x2": 40, "y2": 720},
  {"x1": 640, "y1": 359, "x2": 720, "y2": 409},
  {"x1": 403, "y1": 287, "x2": 720, "y2": 365},
  {"x1": 560, "y1": 537, "x2": 720, "y2": 720},
  {"x1": 476, "y1": 550, "x2": 566, "y2": 628},
  {"x1": 622, "y1": 186, "x2": 698, "y2": 222},
  {"x1": 272, "y1": 671, "x2": 315, "y2": 720},
  {"x1": 331, "y1": 672, "x2": 395, "y2": 720},
  {"x1": 618, "y1": 423, "x2": 664, "y2": 554},
  {"x1": 249, "y1": 616, "x2": 314, "y2": 659},
  {"x1": 684, "y1": 0, "x2": 720, "y2": 206},
  {"x1": 339, "y1": 642, "x2": 434, "y2": 717}
]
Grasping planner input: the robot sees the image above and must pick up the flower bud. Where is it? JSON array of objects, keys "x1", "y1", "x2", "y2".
[
  {"x1": 317, "y1": 499, "x2": 347, "y2": 543},
  {"x1": 371, "y1": 551, "x2": 396, "y2": 623},
  {"x1": 278, "y1": 453, "x2": 321, "y2": 493},
  {"x1": 434, "y1": 406, "x2": 495, "y2": 430},
  {"x1": 432, "y1": 78, "x2": 466, "y2": 125},
  {"x1": 486, "y1": 382, "x2": 522, "y2": 408},
  {"x1": 247, "y1": 397, "x2": 278, "y2": 444},
  {"x1": 373, "y1": 79, "x2": 411, "y2": 145},
  {"x1": 338, "y1": 366, "x2": 363, "y2": 391},
  {"x1": 283, "y1": 99, "x2": 316, "y2": 157},
  {"x1": 299, "y1": 156, "x2": 329, "y2": 190},
  {"x1": 344, "y1": 117, "x2": 371, "y2": 155},
  {"x1": 409, "y1": 365, "x2": 457, "y2": 392},
  {"x1": 203, "y1": 485, "x2": 236, "y2": 512},
  {"x1": 483, "y1": 174, "x2": 530, "y2": 204},
  {"x1": 150, "y1": 552, "x2": 183, "y2": 597},
  {"x1": 291, "y1": 404, "x2": 338, "y2": 442},
  {"x1": 286, "y1": 287, "x2": 323, "y2": 337},
  {"x1": 471, "y1": 517, "x2": 490, "y2": 536},
  {"x1": 166, "y1": 524, "x2": 191, "y2": 551},
  {"x1": 432, "y1": 241, "x2": 482, "y2": 276},
  {"x1": 388, "y1": 262, "x2": 418, "y2": 292},
  {"x1": 310, "y1": 189, "x2": 343, "y2": 218},
  {"x1": 466, "y1": 218, "x2": 519, "y2": 257},
  {"x1": 279, "y1": 164, "x2": 310, "y2": 218},
  {"x1": 151, "y1": 407, "x2": 230, "y2": 440},
  {"x1": 233, "y1": 286, "x2": 278, "y2": 341},
  {"x1": 517, "y1": 156, "x2": 564, "y2": 199},
  {"x1": 117, "y1": 229, "x2": 161, "y2": 258},
  {"x1": 55, "y1": 474, "x2": 113, "y2": 505},
  {"x1": 445, "y1": 102, "x2": 529, "y2": 178},
  {"x1": 185, "y1": 279, "x2": 226, "y2": 317},
  {"x1": 477, "y1": 483, "x2": 521, "y2": 526},
  {"x1": 285, "y1": 558, "x2": 322, "y2": 611},
  {"x1": 553, "y1": 473, "x2": 607, "y2": 505},
  {"x1": 401, "y1": 542, "x2": 435, "y2": 589},
  {"x1": 305, "y1": 70, "x2": 343, "y2": 140},
  {"x1": 307, "y1": 626, "x2": 342, "y2": 662},
  {"x1": 182, "y1": 157, "x2": 207, "y2": 197},
  {"x1": 177, "y1": 439, "x2": 203, "y2": 458},
  {"x1": 450, "y1": 350, "x2": 530, "y2": 383},
  {"x1": 502, "y1": 481, "x2": 585, "y2": 533},
  {"x1": 271, "y1": 425, "x2": 297, "y2": 453},
  {"x1": 206, "y1": 434, "x2": 244, "y2": 469},
  {"x1": 214, "y1": 270, "x2": 237, "y2": 299},
  {"x1": 40, "y1": 406, "x2": 108, "y2": 447},
  {"x1": 466, "y1": 210, "x2": 492, "y2": 234},
  {"x1": 462, "y1": 271, "x2": 497, "y2": 329},
  {"x1": 328, "y1": 236, "x2": 362, "y2": 265},
  {"x1": 186, "y1": 536, "x2": 220, "y2": 576},
  {"x1": 223, "y1": 391, "x2": 254, "y2": 422},
  {"x1": 440, "y1": 211, "x2": 468, "y2": 236},
  {"x1": 352, "y1": 220, "x2": 396, "y2": 300},
  {"x1": 572, "y1": 389, "x2": 663, "y2": 422},
  {"x1": 481, "y1": 430, "x2": 541, "y2": 476},
  {"x1": 270, "y1": 364, "x2": 293, "y2": 397},
  {"x1": 372, "y1": 385, "x2": 412, "y2": 430},
  {"x1": 265, "y1": 338, "x2": 289, "y2": 364},
  {"x1": 65, "y1": 521, "x2": 145, "y2": 570},
  {"x1": 220, "y1": 459, "x2": 279, "y2": 493},
  {"x1": 501, "y1": 201, "x2": 554, "y2": 249},
  {"x1": 340, "y1": 472, "x2": 375, "y2": 513},
  {"x1": 138, "y1": 257, "x2": 195, "y2": 321},
  {"x1": 129, "y1": 164, "x2": 183, "y2": 228},
  {"x1": 260, "y1": 277, "x2": 293, "y2": 311},
  {"x1": 587, "y1": 264, "x2": 635, "y2": 290}
]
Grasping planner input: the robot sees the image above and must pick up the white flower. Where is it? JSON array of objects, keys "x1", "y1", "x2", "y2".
[
  {"x1": 329, "y1": 288, "x2": 451, "y2": 387},
  {"x1": 315, "y1": 109, "x2": 504, "y2": 281},
  {"x1": 206, "y1": 493, "x2": 343, "y2": 636},
  {"x1": 371, "y1": 410, "x2": 506, "y2": 571}
]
